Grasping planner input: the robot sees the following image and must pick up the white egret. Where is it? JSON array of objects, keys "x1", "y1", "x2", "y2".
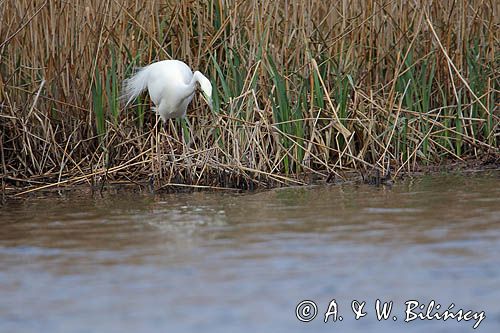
[{"x1": 121, "y1": 60, "x2": 213, "y2": 122}]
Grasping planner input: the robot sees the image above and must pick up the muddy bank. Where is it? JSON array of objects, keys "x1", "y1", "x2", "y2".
[{"x1": 2, "y1": 154, "x2": 498, "y2": 202}]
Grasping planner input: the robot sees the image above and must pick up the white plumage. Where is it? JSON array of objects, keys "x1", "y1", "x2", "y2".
[{"x1": 121, "y1": 60, "x2": 212, "y2": 122}]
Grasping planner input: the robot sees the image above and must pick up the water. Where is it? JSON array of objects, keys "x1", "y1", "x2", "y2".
[{"x1": 1, "y1": 172, "x2": 499, "y2": 333}]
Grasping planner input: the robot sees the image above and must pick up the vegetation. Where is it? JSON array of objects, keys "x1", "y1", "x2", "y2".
[{"x1": 0, "y1": 0, "x2": 498, "y2": 195}]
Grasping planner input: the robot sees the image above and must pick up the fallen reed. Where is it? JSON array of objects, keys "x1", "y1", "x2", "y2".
[{"x1": 0, "y1": 0, "x2": 498, "y2": 195}]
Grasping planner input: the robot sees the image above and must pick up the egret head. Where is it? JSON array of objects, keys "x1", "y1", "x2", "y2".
[{"x1": 195, "y1": 71, "x2": 213, "y2": 111}]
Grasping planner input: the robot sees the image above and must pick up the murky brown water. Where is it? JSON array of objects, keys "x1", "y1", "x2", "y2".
[{"x1": 1, "y1": 172, "x2": 499, "y2": 332}]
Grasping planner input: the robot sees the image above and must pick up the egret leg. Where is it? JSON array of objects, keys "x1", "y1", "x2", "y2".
[
  {"x1": 148, "y1": 174, "x2": 155, "y2": 194},
  {"x1": 182, "y1": 117, "x2": 194, "y2": 149}
]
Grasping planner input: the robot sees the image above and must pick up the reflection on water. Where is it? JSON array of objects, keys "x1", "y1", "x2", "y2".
[{"x1": 1, "y1": 172, "x2": 499, "y2": 332}]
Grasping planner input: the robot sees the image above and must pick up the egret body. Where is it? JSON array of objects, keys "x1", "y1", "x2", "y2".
[{"x1": 121, "y1": 60, "x2": 212, "y2": 122}]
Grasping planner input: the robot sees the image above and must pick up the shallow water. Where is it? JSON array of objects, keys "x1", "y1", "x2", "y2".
[{"x1": 1, "y1": 172, "x2": 499, "y2": 333}]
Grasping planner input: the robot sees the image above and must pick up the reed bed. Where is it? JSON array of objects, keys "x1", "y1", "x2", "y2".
[{"x1": 0, "y1": 0, "x2": 498, "y2": 196}]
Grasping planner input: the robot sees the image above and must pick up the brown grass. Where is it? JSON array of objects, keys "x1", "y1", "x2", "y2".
[{"x1": 0, "y1": 0, "x2": 498, "y2": 196}]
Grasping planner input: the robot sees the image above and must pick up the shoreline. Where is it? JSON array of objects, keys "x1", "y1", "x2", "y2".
[{"x1": 2, "y1": 156, "x2": 498, "y2": 201}]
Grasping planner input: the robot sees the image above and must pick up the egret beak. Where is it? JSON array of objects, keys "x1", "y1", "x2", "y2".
[{"x1": 201, "y1": 92, "x2": 213, "y2": 111}]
